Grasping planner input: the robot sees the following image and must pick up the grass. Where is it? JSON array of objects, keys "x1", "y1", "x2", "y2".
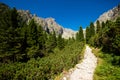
[
  {"x1": 54, "y1": 43, "x2": 86, "y2": 80},
  {"x1": 92, "y1": 48, "x2": 120, "y2": 80},
  {"x1": 0, "y1": 41, "x2": 85, "y2": 80}
]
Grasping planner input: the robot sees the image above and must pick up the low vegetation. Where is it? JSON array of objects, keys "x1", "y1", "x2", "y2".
[
  {"x1": 93, "y1": 48, "x2": 120, "y2": 80},
  {"x1": 0, "y1": 3, "x2": 85, "y2": 79},
  {"x1": 0, "y1": 2, "x2": 120, "y2": 80},
  {"x1": 86, "y1": 14, "x2": 120, "y2": 79},
  {"x1": 0, "y1": 41, "x2": 85, "y2": 79}
]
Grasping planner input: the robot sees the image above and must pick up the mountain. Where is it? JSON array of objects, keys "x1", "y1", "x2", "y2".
[
  {"x1": 34, "y1": 17, "x2": 63, "y2": 35},
  {"x1": 0, "y1": 3, "x2": 76, "y2": 39},
  {"x1": 18, "y1": 4, "x2": 120, "y2": 39},
  {"x1": 62, "y1": 28, "x2": 76, "y2": 39},
  {"x1": 18, "y1": 10, "x2": 76, "y2": 39},
  {"x1": 95, "y1": 4, "x2": 120, "y2": 23}
]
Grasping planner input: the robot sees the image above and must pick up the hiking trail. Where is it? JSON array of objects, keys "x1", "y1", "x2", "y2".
[{"x1": 62, "y1": 45, "x2": 97, "y2": 80}]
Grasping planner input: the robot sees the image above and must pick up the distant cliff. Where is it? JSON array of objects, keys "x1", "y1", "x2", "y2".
[
  {"x1": 18, "y1": 10, "x2": 76, "y2": 39},
  {"x1": 95, "y1": 4, "x2": 120, "y2": 23}
]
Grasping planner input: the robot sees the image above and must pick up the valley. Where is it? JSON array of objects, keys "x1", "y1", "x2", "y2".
[{"x1": 0, "y1": 2, "x2": 120, "y2": 80}]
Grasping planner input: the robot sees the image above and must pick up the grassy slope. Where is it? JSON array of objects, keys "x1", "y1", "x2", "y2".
[
  {"x1": 93, "y1": 48, "x2": 120, "y2": 80},
  {"x1": 55, "y1": 43, "x2": 86, "y2": 80},
  {"x1": 0, "y1": 41, "x2": 85, "y2": 80}
]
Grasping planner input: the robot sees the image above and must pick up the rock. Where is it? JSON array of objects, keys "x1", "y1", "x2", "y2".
[
  {"x1": 95, "y1": 4, "x2": 120, "y2": 24},
  {"x1": 17, "y1": 10, "x2": 76, "y2": 39},
  {"x1": 63, "y1": 77, "x2": 67, "y2": 80},
  {"x1": 62, "y1": 28, "x2": 76, "y2": 39},
  {"x1": 18, "y1": 10, "x2": 33, "y2": 23}
]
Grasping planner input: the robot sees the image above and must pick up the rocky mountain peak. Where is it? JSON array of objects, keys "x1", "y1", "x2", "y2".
[
  {"x1": 18, "y1": 10, "x2": 32, "y2": 23},
  {"x1": 95, "y1": 4, "x2": 120, "y2": 24},
  {"x1": 17, "y1": 10, "x2": 76, "y2": 39}
]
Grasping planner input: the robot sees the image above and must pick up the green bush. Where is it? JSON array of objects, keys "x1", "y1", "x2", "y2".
[
  {"x1": 0, "y1": 42, "x2": 85, "y2": 79},
  {"x1": 94, "y1": 52, "x2": 120, "y2": 80}
]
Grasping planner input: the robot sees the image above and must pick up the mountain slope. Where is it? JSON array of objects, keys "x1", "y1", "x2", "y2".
[
  {"x1": 95, "y1": 4, "x2": 120, "y2": 23},
  {"x1": 62, "y1": 28, "x2": 76, "y2": 39},
  {"x1": 0, "y1": 2, "x2": 76, "y2": 39},
  {"x1": 18, "y1": 10, "x2": 76, "y2": 39}
]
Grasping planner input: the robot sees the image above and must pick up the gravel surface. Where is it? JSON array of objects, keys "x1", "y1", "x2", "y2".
[{"x1": 62, "y1": 45, "x2": 97, "y2": 80}]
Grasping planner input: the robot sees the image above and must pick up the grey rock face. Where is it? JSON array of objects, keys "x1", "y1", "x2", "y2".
[
  {"x1": 33, "y1": 17, "x2": 64, "y2": 35},
  {"x1": 95, "y1": 5, "x2": 120, "y2": 24},
  {"x1": 18, "y1": 10, "x2": 76, "y2": 39},
  {"x1": 18, "y1": 10, "x2": 32, "y2": 23},
  {"x1": 62, "y1": 28, "x2": 76, "y2": 39}
]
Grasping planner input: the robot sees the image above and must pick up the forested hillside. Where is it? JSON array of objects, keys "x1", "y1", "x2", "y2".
[
  {"x1": 85, "y1": 10, "x2": 120, "y2": 79},
  {"x1": 0, "y1": 3, "x2": 85, "y2": 79},
  {"x1": 0, "y1": 2, "x2": 120, "y2": 80}
]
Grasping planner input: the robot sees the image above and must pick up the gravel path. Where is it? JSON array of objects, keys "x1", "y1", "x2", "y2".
[{"x1": 62, "y1": 45, "x2": 97, "y2": 80}]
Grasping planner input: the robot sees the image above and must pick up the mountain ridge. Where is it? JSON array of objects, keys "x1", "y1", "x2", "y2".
[
  {"x1": 18, "y1": 4, "x2": 120, "y2": 39},
  {"x1": 95, "y1": 4, "x2": 120, "y2": 24},
  {"x1": 1, "y1": 3, "x2": 120, "y2": 39},
  {"x1": 18, "y1": 10, "x2": 76, "y2": 39}
]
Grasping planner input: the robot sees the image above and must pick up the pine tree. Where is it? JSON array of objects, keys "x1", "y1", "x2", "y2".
[
  {"x1": 45, "y1": 31, "x2": 57, "y2": 53},
  {"x1": 76, "y1": 32, "x2": 79, "y2": 41},
  {"x1": 115, "y1": 17, "x2": 120, "y2": 27},
  {"x1": 101, "y1": 22, "x2": 105, "y2": 29},
  {"x1": 27, "y1": 19, "x2": 38, "y2": 46},
  {"x1": 57, "y1": 34, "x2": 65, "y2": 50},
  {"x1": 86, "y1": 27, "x2": 90, "y2": 44},
  {"x1": 96, "y1": 20, "x2": 100, "y2": 33},
  {"x1": 37, "y1": 25, "x2": 45, "y2": 50},
  {"x1": 76, "y1": 26, "x2": 84, "y2": 42},
  {"x1": 10, "y1": 7, "x2": 19, "y2": 28},
  {"x1": 79, "y1": 26, "x2": 84, "y2": 41},
  {"x1": 51, "y1": 31, "x2": 57, "y2": 48},
  {"x1": 89, "y1": 22, "x2": 95, "y2": 36},
  {"x1": 86, "y1": 22, "x2": 95, "y2": 44},
  {"x1": 0, "y1": 7, "x2": 24, "y2": 62}
]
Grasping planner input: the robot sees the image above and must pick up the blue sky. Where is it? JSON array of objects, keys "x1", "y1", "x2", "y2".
[{"x1": 0, "y1": 0, "x2": 120, "y2": 31}]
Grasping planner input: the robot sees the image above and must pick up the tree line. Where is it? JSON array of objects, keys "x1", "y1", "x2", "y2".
[
  {"x1": 0, "y1": 6, "x2": 66, "y2": 63},
  {"x1": 86, "y1": 18, "x2": 120, "y2": 55},
  {"x1": 0, "y1": 3, "x2": 86, "y2": 79}
]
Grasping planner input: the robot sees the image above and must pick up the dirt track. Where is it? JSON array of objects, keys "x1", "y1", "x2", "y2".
[{"x1": 62, "y1": 45, "x2": 97, "y2": 80}]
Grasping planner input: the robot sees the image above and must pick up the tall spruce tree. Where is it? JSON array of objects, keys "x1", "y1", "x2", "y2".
[
  {"x1": 45, "y1": 31, "x2": 57, "y2": 53},
  {"x1": 96, "y1": 20, "x2": 101, "y2": 33},
  {"x1": 38, "y1": 25, "x2": 45, "y2": 50},
  {"x1": 0, "y1": 7, "x2": 24, "y2": 62},
  {"x1": 86, "y1": 27, "x2": 90, "y2": 43},
  {"x1": 101, "y1": 22, "x2": 105, "y2": 29},
  {"x1": 86, "y1": 22, "x2": 95, "y2": 44},
  {"x1": 115, "y1": 17, "x2": 120, "y2": 26},
  {"x1": 89, "y1": 22, "x2": 95, "y2": 37},
  {"x1": 79, "y1": 26, "x2": 84, "y2": 41},
  {"x1": 51, "y1": 31, "x2": 57, "y2": 48},
  {"x1": 76, "y1": 26, "x2": 84, "y2": 41},
  {"x1": 27, "y1": 19, "x2": 38, "y2": 46},
  {"x1": 57, "y1": 34, "x2": 65, "y2": 50},
  {"x1": 76, "y1": 32, "x2": 79, "y2": 41}
]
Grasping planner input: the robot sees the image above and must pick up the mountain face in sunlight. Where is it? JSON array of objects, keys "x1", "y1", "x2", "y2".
[
  {"x1": 95, "y1": 4, "x2": 120, "y2": 23},
  {"x1": 0, "y1": 3, "x2": 76, "y2": 39},
  {"x1": 18, "y1": 10, "x2": 76, "y2": 39}
]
